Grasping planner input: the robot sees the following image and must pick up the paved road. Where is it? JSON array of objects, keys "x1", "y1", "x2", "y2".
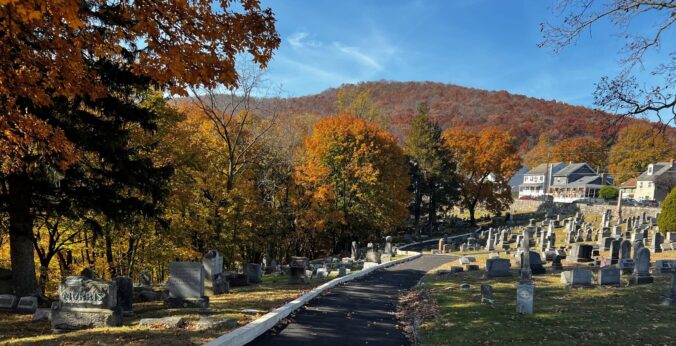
[{"x1": 248, "y1": 255, "x2": 455, "y2": 346}]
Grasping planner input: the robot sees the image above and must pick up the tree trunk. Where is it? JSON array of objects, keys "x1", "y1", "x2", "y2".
[
  {"x1": 8, "y1": 175, "x2": 37, "y2": 296},
  {"x1": 468, "y1": 203, "x2": 477, "y2": 226},
  {"x1": 105, "y1": 234, "x2": 115, "y2": 278},
  {"x1": 413, "y1": 176, "x2": 422, "y2": 239},
  {"x1": 427, "y1": 180, "x2": 437, "y2": 234}
]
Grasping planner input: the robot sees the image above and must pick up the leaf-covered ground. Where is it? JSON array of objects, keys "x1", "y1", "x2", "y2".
[
  {"x1": 0, "y1": 271, "x2": 351, "y2": 346},
  {"x1": 419, "y1": 251, "x2": 676, "y2": 346}
]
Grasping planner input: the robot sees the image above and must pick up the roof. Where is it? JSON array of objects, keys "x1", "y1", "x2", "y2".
[
  {"x1": 637, "y1": 162, "x2": 675, "y2": 182},
  {"x1": 508, "y1": 166, "x2": 528, "y2": 189},
  {"x1": 553, "y1": 163, "x2": 594, "y2": 177},
  {"x1": 620, "y1": 178, "x2": 637, "y2": 188},
  {"x1": 524, "y1": 162, "x2": 566, "y2": 175},
  {"x1": 553, "y1": 174, "x2": 613, "y2": 188}
]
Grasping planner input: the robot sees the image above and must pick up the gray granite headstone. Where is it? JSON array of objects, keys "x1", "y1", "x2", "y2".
[
  {"x1": 516, "y1": 283, "x2": 534, "y2": 314},
  {"x1": 246, "y1": 263, "x2": 262, "y2": 284},
  {"x1": 560, "y1": 269, "x2": 593, "y2": 287},
  {"x1": 113, "y1": 276, "x2": 133, "y2": 314},
  {"x1": 633, "y1": 248, "x2": 653, "y2": 285},
  {"x1": 485, "y1": 258, "x2": 511, "y2": 277},
  {"x1": 51, "y1": 276, "x2": 122, "y2": 331},
  {"x1": 165, "y1": 262, "x2": 208, "y2": 308},
  {"x1": 16, "y1": 296, "x2": 38, "y2": 314},
  {"x1": 0, "y1": 294, "x2": 18, "y2": 311},
  {"x1": 598, "y1": 267, "x2": 621, "y2": 286}
]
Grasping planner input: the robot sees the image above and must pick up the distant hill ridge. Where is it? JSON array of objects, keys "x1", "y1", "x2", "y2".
[{"x1": 274, "y1": 81, "x2": 641, "y2": 152}]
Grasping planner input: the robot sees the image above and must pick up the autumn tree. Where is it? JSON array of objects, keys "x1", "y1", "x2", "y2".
[
  {"x1": 442, "y1": 127, "x2": 521, "y2": 225},
  {"x1": 404, "y1": 102, "x2": 458, "y2": 238},
  {"x1": 295, "y1": 115, "x2": 410, "y2": 253},
  {"x1": 608, "y1": 123, "x2": 675, "y2": 183},
  {"x1": 551, "y1": 137, "x2": 608, "y2": 170},
  {"x1": 336, "y1": 86, "x2": 385, "y2": 126},
  {"x1": 541, "y1": 1, "x2": 675, "y2": 124},
  {"x1": 523, "y1": 134, "x2": 554, "y2": 168},
  {"x1": 0, "y1": 0, "x2": 280, "y2": 295}
]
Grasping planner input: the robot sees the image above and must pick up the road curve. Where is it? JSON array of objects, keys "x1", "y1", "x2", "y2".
[{"x1": 248, "y1": 255, "x2": 455, "y2": 346}]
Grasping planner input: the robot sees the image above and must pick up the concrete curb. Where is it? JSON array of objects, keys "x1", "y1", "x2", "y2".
[{"x1": 204, "y1": 251, "x2": 422, "y2": 346}]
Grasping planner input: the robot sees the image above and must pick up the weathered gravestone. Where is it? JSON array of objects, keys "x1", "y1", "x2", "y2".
[
  {"x1": 51, "y1": 276, "x2": 122, "y2": 331},
  {"x1": 202, "y1": 251, "x2": 227, "y2": 295},
  {"x1": 609, "y1": 239, "x2": 622, "y2": 264},
  {"x1": 384, "y1": 236, "x2": 394, "y2": 256},
  {"x1": 0, "y1": 294, "x2": 18, "y2": 311},
  {"x1": 661, "y1": 263, "x2": 676, "y2": 306},
  {"x1": 516, "y1": 283, "x2": 534, "y2": 314},
  {"x1": 597, "y1": 267, "x2": 621, "y2": 286},
  {"x1": 165, "y1": 262, "x2": 209, "y2": 308},
  {"x1": 526, "y1": 251, "x2": 546, "y2": 275},
  {"x1": 16, "y1": 296, "x2": 38, "y2": 314},
  {"x1": 288, "y1": 257, "x2": 310, "y2": 284},
  {"x1": 599, "y1": 237, "x2": 613, "y2": 251},
  {"x1": 246, "y1": 263, "x2": 262, "y2": 284},
  {"x1": 560, "y1": 269, "x2": 593, "y2": 287},
  {"x1": 633, "y1": 248, "x2": 653, "y2": 285},
  {"x1": 619, "y1": 258, "x2": 636, "y2": 274},
  {"x1": 567, "y1": 244, "x2": 593, "y2": 263},
  {"x1": 485, "y1": 258, "x2": 511, "y2": 278},
  {"x1": 551, "y1": 255, "x2": 564, "y2": 270},
  {"x1": 351, "y1": 241, "x2": 357, "y2": 260},
  {"x1": 112, "y1": 276, "x2": 133, "y2": 315},
  {"x1": 480, "y1": 284, "x2": 494, "y2": 304}
]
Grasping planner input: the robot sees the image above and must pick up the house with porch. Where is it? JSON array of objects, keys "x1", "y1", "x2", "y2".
[
  {"x1": 548, "y1": 162, "x2": 614, "y2": 203},
  {"x1": 518, "y1": 162, "x2": 566, "y2": 198}
]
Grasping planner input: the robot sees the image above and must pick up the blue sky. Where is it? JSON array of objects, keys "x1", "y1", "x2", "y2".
[{"x1": 260, "y1": 0, "x2": 674, "y2": 110}]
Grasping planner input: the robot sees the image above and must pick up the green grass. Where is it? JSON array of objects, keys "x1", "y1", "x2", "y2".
[{"x1": 419, "y1": 253, "x2": 676, "y2": 346}]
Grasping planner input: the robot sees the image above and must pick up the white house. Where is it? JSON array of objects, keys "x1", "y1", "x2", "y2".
[{"x1": 518, "y1": 162, "x2": 566, "y2": 198}]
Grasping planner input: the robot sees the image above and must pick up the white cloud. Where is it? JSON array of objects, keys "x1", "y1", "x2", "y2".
[
  {"x1": 333, "y1": 43, "x2": 383, "y2": 70},
  {"x1": 287, "y1": 32, "x2": 322, "y2": 49}
]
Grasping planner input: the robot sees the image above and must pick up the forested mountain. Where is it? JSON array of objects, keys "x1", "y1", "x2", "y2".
[{"x1": 273, "y1": 81, "x2": 635, "y2": 152}]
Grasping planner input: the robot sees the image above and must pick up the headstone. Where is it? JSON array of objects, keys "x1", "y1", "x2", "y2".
[
  {"x1": 597, "y1": 267, "x2": 621, "y2": 286},
  {"x1": 365, "y1": 250, "x2": 381, "y2": 263},
  {"x1": 485, "y1": 258, "x2": 511, "y2": 277},
  {"x1": 112, "y1": 276, "x2": 133, "y2": 314},
  {"x1": 16, "y1": 296, "x2": 38, "y2": 314},
  {"x1": 661, "y1": 266, "x2": 676, "y2": 306},
  {"x1": 599, "y1": 237, "x2": 613, "y2": 251},
  {"x1": 619, "y1": 258, "x2": 636, "y2": 274},
  {"x1": 288, "y1": 257, "x2": 310, "y2": 284},
  {"x1": 480, "y1": 284, "x2": 494, "y2": 304},
  {"x1": 438, "y1": 238, "x2": 445, "y2": 253},
  {"x1": 567, "y1": 244, "x2": 593, "y2": 263},
  {"x1": 51, "y1": 276, "x2": 122, "y2": 331},
  {"x1": 351, "y1": 241, "x2": 357, "y2": 259},
  {"x1": 526, "y1": 251, "x2": 546, "y2": 275},
  {"x1": 652, "y1": 232, "x2": 664, "y2": 253},
  {"x1": 202, "y1": 251, "x2": 227, "y2": 295},
  {"x1": 619, "y1": 240, "x2": 632, "y2": 260},
  {"x1": 560, "y1": 269, "x2": 593, "y2": 287},
  {"x1": 246, "y1": 263, "x2": 262, "y2": 284},
  {"x1": 165, "y1": 262, "x2": 209, "y2": 308},
  {"x1": 516, "y1": 283, "x2": 534, "y2": 314},
  {"x1": 140, "y1": 271, "x2": 152, "y2": 288},
  {"x1": 633, "y1": 248, "x2": 653, "y2": 284},
  {"x1": 384, "y1": 236, "x2": 393, "y2": 256},
  {"x1": 381, "y1": 254, "x2": 392, "y2": 263},
  {"x1": 0, "y1": 294, "x2": 18, "y2": 311}
]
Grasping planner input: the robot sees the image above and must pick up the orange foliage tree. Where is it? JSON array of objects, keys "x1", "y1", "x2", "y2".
[
  {"x1": 295, "y1": 115, "x2": 410, "y2": 254},
  {"x1": 608, "y1": 124, "x2": 675, "y2": 183},
  {"x1": 442, "y1": 127, "x2": 521, "y2": 224},
  {"x1": 523, "y1": 134, "x2": 554, "y2": 168},
  {"x1": 0, "y1": 0, "x2": 279, "y2": 295},
  {"x1": 551, "y1": 137, "x2": 608, "y2": 170}
]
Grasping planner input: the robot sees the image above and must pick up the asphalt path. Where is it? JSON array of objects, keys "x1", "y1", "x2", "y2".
[{"x1": 248, "y1": 254, "x2": 455, "y2": 346}]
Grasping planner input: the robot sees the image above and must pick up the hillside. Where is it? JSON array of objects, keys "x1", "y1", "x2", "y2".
[{"x1": 275, "y1": 81, "x2": 629, "y2": 152}]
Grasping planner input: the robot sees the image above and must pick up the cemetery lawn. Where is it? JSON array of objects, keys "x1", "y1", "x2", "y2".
[
  {"x1": 418, "y1": 252, "x2": 676, "y2": 346},
  {"x1": 0, "y1": 273, "x2": 355, "y2": 346}
]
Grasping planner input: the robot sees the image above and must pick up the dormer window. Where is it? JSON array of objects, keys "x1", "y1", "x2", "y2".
[{"x1": 647, "y1": 164, "x2": 653, "y2": 175}]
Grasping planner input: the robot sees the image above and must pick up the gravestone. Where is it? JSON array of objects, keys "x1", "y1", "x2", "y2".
[
  {"x1": 567, "y1": 244, "x2": 593, "y2": 263},
  {"x1": 381, "y1": 254, "x2": 392, "y2": 263},
  {"x1": 165, "y1": 262, "x2": 209, "y2": 308},
  {"x1": 480, "y1": 284, "x2": 494, "y2": 304},
  {"x1": 140, "y1": 271, "x2": 152, "y2": 288},
  {"x1": 633, "y1": 240, "x2": 644, "y2": 260},
  {"x1": 609, "y1": 239, "x2": 622, "y2": 265},
  {"x1": 246, "y1": 263, "x2": 262, "y2": 284},
  {"x1": 202, "y1": 251, "x2": 227, "y2": 295},
  {"x1": 633, "y1": 248, "x2": 653, "y2": 285},
  {"x1": 599, "y1": 237, "x2": 613, "y2": 251},
  {"x1": 384, "y1": 236, "x2": 394, "y2": 256},
  {"x1": 560, "y1": 269, "x2": 593, "y2": 287},
  {"x1": 619, "y1": 240, "x2": 632, "y2": 260},
  {"x1": 288, "y1": 257, "x2": 310, "y2": 284},
  {"x1": 112, "y1": 276, "x2": 133, "y2": 314},
  {"x1": 0, "y1": 294, "x2": 18, "y2": 311},
  {"x1": 485, "y1": 258, "x2": 511, "y2": 277},
  {"x1": 351, "y1": 241, "x2": 358, "y2": 259},
  {"x1": 652, "y1": 232, "x2": 663, "y2": 253},
  {"x1": 51, "y1": 276, "x2": 122, "y2": 331},
  {"x1": 338, "y1": 266, "x2": 348, "y2": 277},
  {"x1": 526, "y1": 251, "x2": 546, "y2": 275},
  {"x1": 516, "y1": 283, "x2": 534, "y2": 314},
  {"x1": 661, "y1": 265, "x2": 676, "y2": 306},
  {"x1": 16, "y1": 296, "x2": 38, "y2": 314},
  {"x1": 597, "y1": 267, "x2": 621, "y2": 286},
  {"x1": 365, "y1": 250, "x2": 381, "y2": 263},
  {"x1": 551, "y1": 255, "x2": 564, "y2": 270},
  {"x1": 619, "y1": 258, "x2": 636, "y2": 274}
]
